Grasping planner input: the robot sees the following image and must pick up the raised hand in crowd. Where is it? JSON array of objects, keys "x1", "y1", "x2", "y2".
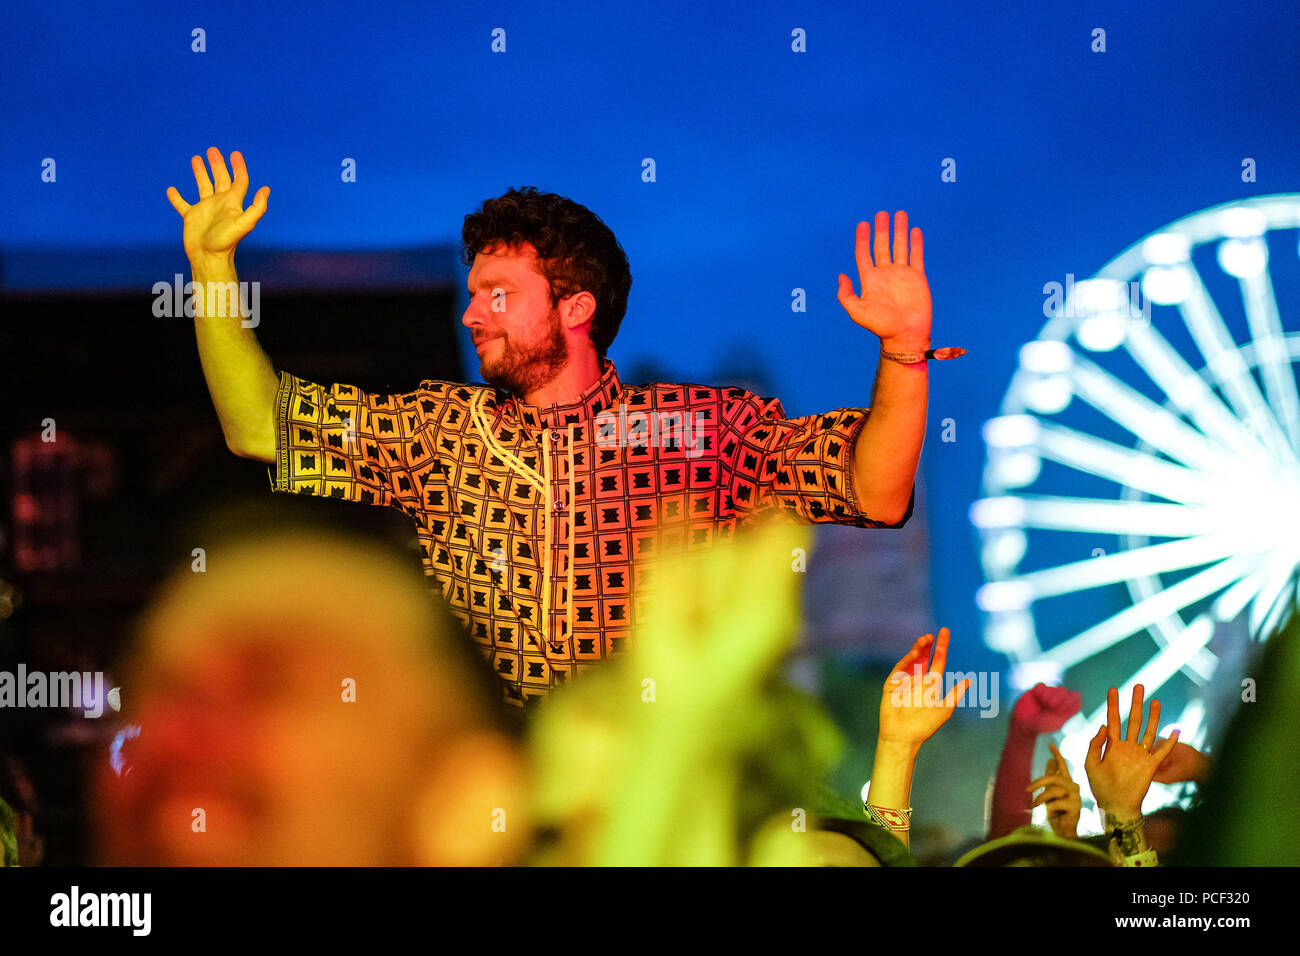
[
  {"x1": 1027, "y1": 741, "x2": 1082, "y2": 840},
  {"x1": 1012, "y1": 682, "x2": 1082, "y2": 734},
  {"x1": 988, "y1": 682, "x2": 1081, "y2": 839},
  {"x1": 866, "y1": 627, "x2": 970, "y2": 850},
  {"x1": 1152, "y1": 737, "x2": 1212, "y2": 785},
  {"x1": 1085, "y1": 684, "x2": 1179, "y2": 866}
]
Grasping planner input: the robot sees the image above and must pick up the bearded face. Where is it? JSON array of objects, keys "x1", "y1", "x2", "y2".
[
  {"x1": 464, "y1": 242, "x2": 580, "y2": 397},
  {"x1": 476, "y1": 302, "x2": 569, "y2": 396}
]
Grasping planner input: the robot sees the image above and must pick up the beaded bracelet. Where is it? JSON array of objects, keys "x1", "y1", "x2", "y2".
[{"x1": 863, "y1": 803, "x2": 914, "y2": 831}]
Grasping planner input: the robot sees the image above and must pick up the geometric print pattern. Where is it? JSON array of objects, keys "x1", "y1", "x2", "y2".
[{"x1": 267, "y1": 358, "x2": 914, "y2": 712}]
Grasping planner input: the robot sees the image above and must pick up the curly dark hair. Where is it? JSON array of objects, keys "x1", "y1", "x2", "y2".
[{"x1": 460, "y1": 186, "x2": 632, "y2": 359}]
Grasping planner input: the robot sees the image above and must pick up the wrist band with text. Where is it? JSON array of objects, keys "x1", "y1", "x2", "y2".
[{"x1": 881, "y1": 346, "x2": 967, "y2": 365}]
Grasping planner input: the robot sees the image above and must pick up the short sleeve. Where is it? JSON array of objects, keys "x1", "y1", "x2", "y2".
[
  {"x1": 265, "y1": 370, "x2": 428, "y2": 511},
  {"x1": 722, "y1": 394, "x2": 914, "y2": 529}
]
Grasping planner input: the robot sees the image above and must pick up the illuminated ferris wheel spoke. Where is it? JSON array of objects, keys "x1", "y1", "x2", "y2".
[
  {"x1": 1252, "y1": 580, "x2": 1297, "y2": 641},
  {"x1": 1123, "y1": 322, "x2": 1277, "y2": 467},
  {"x1": 1177, "y1": 276, "x2": 1296, "y2": 462},
  {"x1": 1076, "y1": 615, "x2": 1219, "y2": 734},
  {"x1": 995, "y1": 532, "x2": 1251, "y2": 603},
  {"x1": 1067, "y1": 356, "x2": 1247, "y2": 476},
  {"x1": 1241, "y1": 269, "x2": 1300, "y2": 451},
  {"x1": 1035, "y1": 422, "x2": 1229, "y2": 504},
  {"x1": 1039, "y1": 551, "x2": 1261, "y2": 671},
  {"x1": 1252, "y1": 591, "x2": 1294, "y2": 644},
  {"x1": 1211, "y1": 552, "x2": 1290, "y2": 625},
  {"x1": 1170, "y1": 699, "x2": 1207, "y2": 749},
  {"x1": 983, "y1": 494, "x2": 1217, "y2": 538},
  {"x1": 1246, "y1": 555, "x2": 1300, "y2": 637},
  {"x1": 1128, "y1": 612, "x2": 1218, "y2": 692}
]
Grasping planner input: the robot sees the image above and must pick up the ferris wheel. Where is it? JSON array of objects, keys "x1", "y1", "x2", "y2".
[{"x1": 972, "y1": 194, "x2": 1300, "y2": 823}]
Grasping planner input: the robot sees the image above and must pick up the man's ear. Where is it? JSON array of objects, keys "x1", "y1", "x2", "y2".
[
  {"x1": 558, "y1": 291, "x2": 598, "y2": 333},
  {"x1": 409, "y1": 731, "x2": 530, "y2": 866}
]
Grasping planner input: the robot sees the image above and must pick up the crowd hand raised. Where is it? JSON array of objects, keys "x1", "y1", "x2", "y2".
[
  {"x1": 1027, "y1": 741, "x2": 1082, "y2": 840},
  {"x1": 1084, "y1": 685, "x2": 1179, "y2": 820},
  {"x1": 1011, "y1": 682, "x2": 1082, "y2": 734},
  {"x1": 1152, "y1": 737, "x2": 1212, "y2": 785},
  {"x1": 878, "y1": 627, "x2": 970, "y2": 749}
]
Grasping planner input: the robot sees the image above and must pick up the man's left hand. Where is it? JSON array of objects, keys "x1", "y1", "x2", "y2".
[{"x1": 837, "y1": 210, "x2": 932, "y2": 347}]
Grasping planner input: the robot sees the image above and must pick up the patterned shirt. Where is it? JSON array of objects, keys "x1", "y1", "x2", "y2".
[{"x1": 266, "y1": 357, "x2": 914, "y2": 711}]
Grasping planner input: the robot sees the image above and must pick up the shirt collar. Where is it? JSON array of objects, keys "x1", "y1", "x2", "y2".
[{"x1": 503, "y1": 357, "x2": 624, "y2": 430}]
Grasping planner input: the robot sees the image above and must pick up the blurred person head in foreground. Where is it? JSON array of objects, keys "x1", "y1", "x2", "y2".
[
  {"x1": 90, "y1": 505, "x2": 527, "y2": 865},
  {"x1": 954, "y1": 826, "x2": 1112, "y2": 867}
]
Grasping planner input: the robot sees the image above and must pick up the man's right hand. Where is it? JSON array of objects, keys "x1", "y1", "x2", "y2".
[{"x1": 166, "y1": 147, "x2": 269, "y2": 267}]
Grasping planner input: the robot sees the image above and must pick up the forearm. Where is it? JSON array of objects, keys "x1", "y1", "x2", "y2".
[
  {"x1": 853, "y1": 338, "x2": 928, "y2": 524},
  {"x1": 988, "y1": 725, "x2": 1037, "y2": 839},
  {"x1": 866, "y1": 738, "x2": 921, "y2": 850},
  {"x1": 191, "y1": 256, "x2": 280, "y2": 459}
]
